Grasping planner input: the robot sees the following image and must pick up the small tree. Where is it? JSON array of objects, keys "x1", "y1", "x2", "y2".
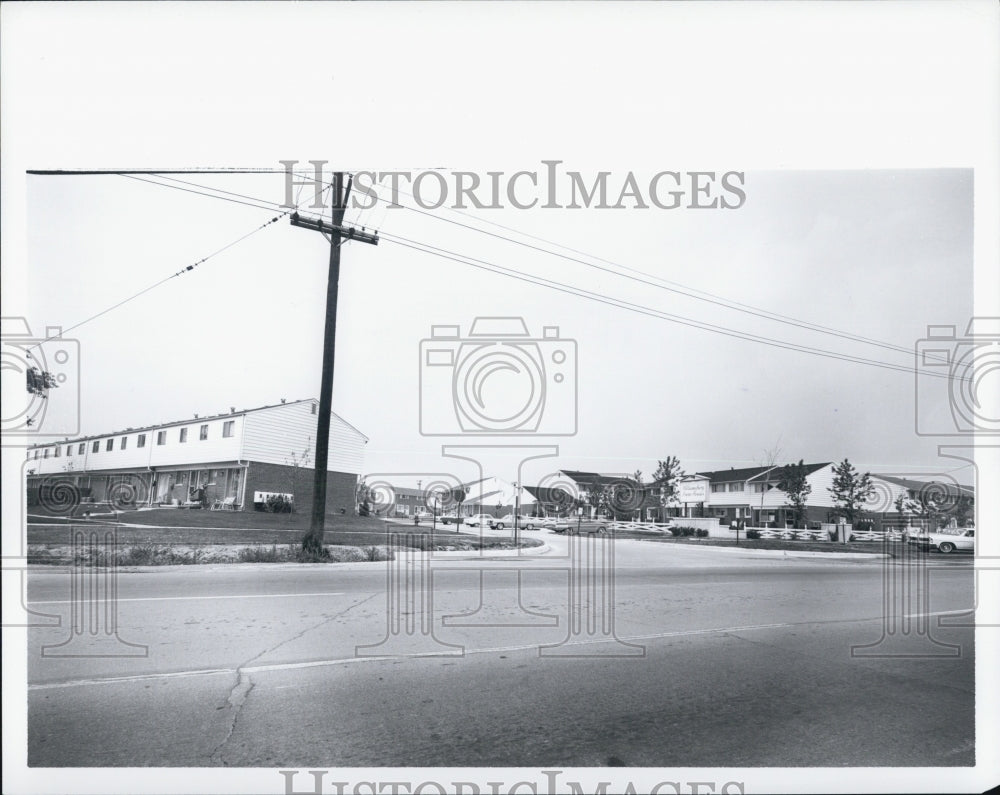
[
  {"x1": 356, "y1": 478, "x2": 372, "y2": 516},
  {"x1": 285, "y1": 439, "x2": 312, "y2": 514},
  {"x1": 828, "y1": 459, "x2": 874, "y2": 527},
  {"x1": 776, "y1": 460, "x2": 812, "y2": 529},
  {"x1": 586, "y1": 477, "x2": 609, "y2": 518},
  {"x1": 652, "y1": 456, "x2": 685, "y2": 517}
]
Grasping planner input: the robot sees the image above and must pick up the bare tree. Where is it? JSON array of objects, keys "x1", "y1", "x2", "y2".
[
  {"x1": 285, "y1": 438, "x2": 312, "y2": 514},
  {"x1": 755, "y1": 437, "x2": 783, "y2": 524}
]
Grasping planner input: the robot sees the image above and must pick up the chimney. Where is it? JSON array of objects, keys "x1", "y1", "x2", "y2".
[
  {"x1": 281, "y1": 398, "x2": 286, "y2": 404},
  {"x1": 230, "y1": 407, "x2": 236, "y2": 414},
  {"x1": 194, "y1": 414, "x2": 199, "y2": 419}
]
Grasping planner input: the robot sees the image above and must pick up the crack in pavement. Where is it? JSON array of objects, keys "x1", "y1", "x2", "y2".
[
  {"x1": 242, "y1": 591, "x2": 383, "y2": 669},
  {"x1": 206, "y1": 592, "x2": 382, "y2": 764},
  {"x1": 210, "y1": 671, "x2": 255, "y2": 764}
]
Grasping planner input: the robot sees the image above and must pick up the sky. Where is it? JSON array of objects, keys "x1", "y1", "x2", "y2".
[{"x1": 18, "y1": 167, "x2": 975, "y2": 489}]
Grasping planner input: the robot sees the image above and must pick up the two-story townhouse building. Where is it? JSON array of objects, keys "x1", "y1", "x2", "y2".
[{"x1": 26, "y1": 398, "x2": 367, "y2": 514}]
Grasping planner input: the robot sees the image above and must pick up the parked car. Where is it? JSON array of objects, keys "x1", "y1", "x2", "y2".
[
  {"x1": 540, "y1": 517, "x2": 571, "y2": 533},
  {"x1": 464, "y1": 514, "x2": 496, "y2": 529},
  {"x1": 493, "y1": 514, "x2": 540, "y2": 530},
  {"x1": 439, "y1": 514, "x2": 464, "y2": 525},
  {"x1": 910, "y1": 528, "x2": 975, "y2": 554},
  {"x1": 565, "y1": 517, "x2": 610, "y2": 535}
]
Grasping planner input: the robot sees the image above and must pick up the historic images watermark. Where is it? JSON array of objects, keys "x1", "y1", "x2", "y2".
[
  {"x1": 1, "y1": 316, "x2": 80, "y2": 443},
  {"x1": 278, "y1": 768, "x2": 746, "y2": 795},
  {"x1": 352, "y1": 315, "x2": 642, "y2": 660},
  {"x1": 278, "y1": 161, "x2": 747, "y2": 212},
  {"x1": 850, "y1": 471, "x2": 971, "y2": 659}
]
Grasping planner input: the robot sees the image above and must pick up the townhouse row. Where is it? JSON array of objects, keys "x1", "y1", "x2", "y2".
[{"x1": 26, "y1": 398, "x2": 368, "y2": 514}]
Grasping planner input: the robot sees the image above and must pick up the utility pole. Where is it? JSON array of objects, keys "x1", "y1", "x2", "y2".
[{"x1": 291, "y1": 173, "x2": 378, "y2": 553}]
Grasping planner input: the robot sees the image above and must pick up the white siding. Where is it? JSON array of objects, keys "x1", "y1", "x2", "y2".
[
  {"x1": 147, "y1": 416, "x2": 246, "y2": 468},
  {"x1": 241, "y1": 401, "x2": 367, "y2": 474},
  {"x1": 760, "y1": 464, "x2": 838, "y2": 508},
  {"x1": 26, "y1": 417, "x2": 246, "y2": 474}
]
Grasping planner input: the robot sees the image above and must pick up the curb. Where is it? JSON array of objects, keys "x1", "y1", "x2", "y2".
[{"x1": 654, "y1": 543, "x2": 888, "y2": 560}]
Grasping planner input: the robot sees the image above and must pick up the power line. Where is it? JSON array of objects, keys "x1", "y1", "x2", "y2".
[
  {"x1": 119, "y1": 174, "x2": 282, "y2": 213},
  {"x1": 104, "y1": 172, "x2": 956, "y2": 378},
  {"x1": 26, "y1": 182, "x2": 333, "y2": 349},
  {"x1": 340, "y1": 171, "x2": 923, "y2": 361},
  {"x1": 375, "y1": 229, "x2": 957, "y2": 381}
]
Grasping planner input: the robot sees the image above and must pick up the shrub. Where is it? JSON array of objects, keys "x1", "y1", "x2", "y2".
[
  {"x1": 265, "y1": 494, "x2": 292, "y2": 514},
  {"x1": 695, "y1": 528, "x2": 709, "y2": 537},
  {"x1": 121, "y1": 544, "x2": 158, "y2": 566},
  {"x1": 670, "y1": 526, "x2": 683, "y2": 537},
  {"x1": 295, "y1": 545, "x2": 331, "y2": 563},
  {"x1": 746, "y1": 529, "x2": 761, "y2": 539},
  {"x1": 239, "y1": 544, "x2": 283, "y2": 563}
]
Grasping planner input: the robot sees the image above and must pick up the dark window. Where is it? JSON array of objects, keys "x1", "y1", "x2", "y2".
[
  {"x1": 223, "y1": 421, "x2": 234, "y2": 438},
  {"x1": 199, "y1": 424, "x2": 208, "y2": 441},
  {"x1": 106, "y1": 439, "x2": 114, "y2": 451},
  {"x1": 157, "y1": 431, "x2": 166, "y2": 446},
  {"x1": 92, "y1": 441, "x2": 100, "y2": 453},
  {"x1": 137, "y1": 434, "x2": 146, "y2": 448},
  {"x1": 78, "y1": 443, "x2": 85, "y2": 454},
  {"x1": 121, "y1": 437, "x2": 128, "y2": 450},
  {"x1": 179, "y1": 428, "x2": 188, "y2": 443}
]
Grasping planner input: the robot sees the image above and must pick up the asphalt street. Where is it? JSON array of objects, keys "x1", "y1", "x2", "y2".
[{"x1": 25, "y1": 534, "x2": 975, "y2": 767}]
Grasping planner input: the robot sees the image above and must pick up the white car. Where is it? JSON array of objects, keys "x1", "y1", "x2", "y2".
[
  {"x1": 910, "y1": 528, "x2": 975, "y2": 554},
  {"x1": 539, "y1": 517, "x2": 571, "y2": 532},
  {"x1": 464, "y1": 514, "x2": 496, "y2": 529},
  {"x1": 494, "y1": 514, "x2": 540, "y2": 530}
]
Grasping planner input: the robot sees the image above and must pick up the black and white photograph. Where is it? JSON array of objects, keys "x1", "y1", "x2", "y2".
[{"x1": 2, "y1": 3, "x2": 998, "y2": 794}]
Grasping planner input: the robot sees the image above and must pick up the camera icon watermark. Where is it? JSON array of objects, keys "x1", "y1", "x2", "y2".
[
  {"x1": 1, "y1": 316, "x2": 80, "y2": 444},
  {"x1": 419, "y1": 317, "x2": 577, "y2": 436},
  {"x1": 850, "y1": 471, "x2": 972, "y2": 659},
  {"x1": 915, "y1": 317, "x2": 1000, "y2": 437}
]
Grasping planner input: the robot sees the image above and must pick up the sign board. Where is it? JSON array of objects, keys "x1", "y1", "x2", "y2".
[{"x1": 678, "y1": 480, "x2": 709, "y2": 504}]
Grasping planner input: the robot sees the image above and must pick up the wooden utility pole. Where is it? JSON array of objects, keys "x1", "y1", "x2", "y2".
[{"x1": 291, "y1": 173, "x2": 378, "y2": 553}]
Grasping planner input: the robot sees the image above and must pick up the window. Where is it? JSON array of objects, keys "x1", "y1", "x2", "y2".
[
  {"x1": 711, "y1": 484, "x2": 725, "y2": 493},
  {"x1": 200, "y1": 424, "x2": 208, "y2": 440},
  {"x1": 121, "y1": 436, "x2": 128, "y2": 450},
  {"x1": 223, "y1": 421, "x2": 234, "y2": 438},
  {"x1": 179, "y1": 428, "x2": 188, "y2": 443},
  {"x1": 137, "y1": 434, "x2": 146, "y2": 448},
  {"x1": 106, "y1": 438, "x2": 114, "y2": 451},
  {"x1": 157, "y1": 431, "x2": 166, "y2": 446},
  {"x1": 728, "y1": 482, "x2": 744, "y2": 492},
  {"x1": 92, "y1": 441, "x2": 100, "y2": 453},
  {"x1": 311, "y1": 403, "x2": 317, "y2": 415},
  {"x1": 33, "y1": 450, "x2": 39, "y2": 459},
  {"x1": 750, "y1": 483, "x2": 769, "y2": 493},
  {"x1": 67, "y1": 445, "x2": 73, "y2": 456},
  {"x1": 43, "y1": 448, "x2": 49, "y2": 458},
  {"x1": 54, "y1": 446, "x2": 61, "y2": 457},
  {"x1": 78, "y1": 442, "x2": 85, "y2": 454}
]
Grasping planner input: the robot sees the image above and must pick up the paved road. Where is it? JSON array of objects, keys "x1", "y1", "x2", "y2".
[{"x1": 25, "y1": 535, "x2": 974, "y2": 767}]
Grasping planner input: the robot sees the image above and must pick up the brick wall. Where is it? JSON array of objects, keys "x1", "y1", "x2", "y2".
[{"x1": 245, "y1": 461, "x2": 357, "y2": 514}]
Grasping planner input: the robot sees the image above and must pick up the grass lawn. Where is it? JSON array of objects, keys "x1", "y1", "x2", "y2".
[{"x1": 27, "y1": 507, "x2": 532, "y2": 550}]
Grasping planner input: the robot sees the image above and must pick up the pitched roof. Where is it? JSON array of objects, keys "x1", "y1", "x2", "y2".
[
  {"x1": 694, "y1": 462, "x2": 832, "y2": 484},
  {"x1": 694, "y1": 465, "x2": 777, "y2": 484},
  {"x1": 27, "y1": 398, "x2": 368, "y2": 447},
  {"x1": 559, "y1": 470, "x2": 640, "y2": 487},
  {"x1": 871, "y1": 474, "x2": 974, "y2": 498}
]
